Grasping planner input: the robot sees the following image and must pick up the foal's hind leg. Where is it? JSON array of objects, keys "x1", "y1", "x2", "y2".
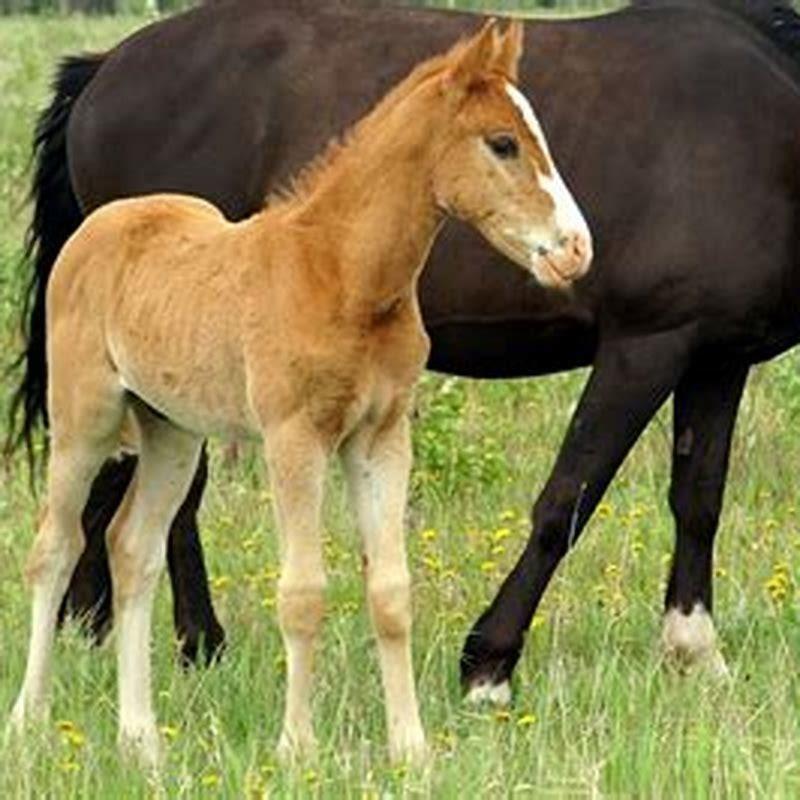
[
  {"x1": 662, "y1": 361, "x2": 748, "y2": 677},
  {"x1": 341, "y1": 414, "x2": 425, "y2": 764},
  {"x1": 106, "y1": 407, "x2": 202, "y2": 767},
  {"x1": 10, "y1": 381, "x2": 125, "y2": 732}
]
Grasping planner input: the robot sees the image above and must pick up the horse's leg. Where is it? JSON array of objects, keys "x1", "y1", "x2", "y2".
[
  {"x1": 58, "y1": 454, "x2": 137, "y2": 642},
  {"x1": 661, "y1": 360, "x2": 748, "y2": 677},
  {"x1": 10, "y1": 379, "x2": 124, "y2": 732},
  {"x1": 341, "y1": 414, "x2": 425, "y2": 764},
  {"x1": 165, "y1": 447, "x2": 226, "y2": 667},
  {"x1": 107, "y1": 407, "x2": 202, "y2": 767},
  {"x1": 264, "y1": 422, "x2": 327, "y2": 759},
  {"x1": 461, "y1": 329, "x2": 694, "y2": 703}
]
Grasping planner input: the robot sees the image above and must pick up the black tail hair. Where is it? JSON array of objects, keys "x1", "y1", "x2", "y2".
[{"x1": 5, "y1": 53, "x2": 106, "y2": 472}]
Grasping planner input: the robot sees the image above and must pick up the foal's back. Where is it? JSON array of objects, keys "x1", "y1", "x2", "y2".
[{"x1": 48, "y1": 194, "x2": 257, "y2": 438}]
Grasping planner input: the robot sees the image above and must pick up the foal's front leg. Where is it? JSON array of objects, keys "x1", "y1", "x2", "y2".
[
  {"x1": 264, "y1": 423, "x2": 328, "y2": 758},
  {"x1": 341, "y1": 414, "x2": 425, "y2": 764}
]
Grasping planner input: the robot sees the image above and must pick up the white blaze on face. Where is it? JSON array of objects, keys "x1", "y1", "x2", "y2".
[{"x1": 504, "y1": 82, "x2": 592, "y2": 261}]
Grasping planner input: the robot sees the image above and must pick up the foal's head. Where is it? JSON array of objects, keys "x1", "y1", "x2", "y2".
[{"x1": 430, "y1": 20, "x2": 593, "y2": 288}]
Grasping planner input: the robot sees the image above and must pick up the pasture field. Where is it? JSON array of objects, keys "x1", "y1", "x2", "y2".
[{"x1": 1, "y1": 12, "x2": 800, "y2": 799}]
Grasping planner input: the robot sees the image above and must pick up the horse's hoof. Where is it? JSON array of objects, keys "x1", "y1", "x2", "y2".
[
  {"x1": 463, "y1": 677, "x2": 512, "y2": 707},
  {"x1": 660, "y1": 604, "x2": 731, "y2": 681},
  {"x1": 178, "y1": 623, "x2": 226, "y2": 668}
]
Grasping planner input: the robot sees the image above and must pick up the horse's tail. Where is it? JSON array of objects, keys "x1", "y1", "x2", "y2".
[{"x1": 5, "y1": 53, "x2": 106, "y2": 470}]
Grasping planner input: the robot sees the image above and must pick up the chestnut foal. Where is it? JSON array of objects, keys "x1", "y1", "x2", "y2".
[{"x1": 10, "y1": 20, "x2": 591, "y2": 766}]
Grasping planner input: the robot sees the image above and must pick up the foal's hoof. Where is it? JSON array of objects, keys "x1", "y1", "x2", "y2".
[
  {"x1": 6, "y1": 694, "x2": 47, "y2": 741},
  {"x1": 276, "y1": 728, "x2": 317, "y2": 764},
  {"x1": 118, "y1": 723, "x2": 162, "y2": 772},
  {"x1": 388, "y1": 726, "x2": 428, "y2": 767}
]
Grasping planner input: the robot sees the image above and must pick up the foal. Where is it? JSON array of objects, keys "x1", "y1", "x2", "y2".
[{"x1": 10, "y1": 20, "x2": 591, "y2": 766}]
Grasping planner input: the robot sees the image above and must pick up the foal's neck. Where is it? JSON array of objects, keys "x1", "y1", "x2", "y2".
[{"x1": 277, "y1": 96, "x2": 444, "y2": 318}]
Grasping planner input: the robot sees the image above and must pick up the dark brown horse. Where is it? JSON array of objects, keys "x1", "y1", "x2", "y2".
[{"x1": 9, "y1": 0, "x2": 800, "y2": 701}]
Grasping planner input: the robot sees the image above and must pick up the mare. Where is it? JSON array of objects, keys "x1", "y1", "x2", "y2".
[
  {"x1": 9, "y1": 0, "x2": 800, "y2": 701},
  {"x1": 7, "y1": 22, "x2": 591, "y2": 766}
]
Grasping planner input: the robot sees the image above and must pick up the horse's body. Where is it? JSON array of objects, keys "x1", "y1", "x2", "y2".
[
  {"x1": 9, "y1": 23, "x2": 591, "y2": 765},
  {"x1": 10, "y1": 0, "x2": 800, "y2": 699}
]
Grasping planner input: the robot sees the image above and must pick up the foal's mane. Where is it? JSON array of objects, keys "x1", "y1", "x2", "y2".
[{"x1": 265, "y1": 38, "x2": 479, "y2": 210}]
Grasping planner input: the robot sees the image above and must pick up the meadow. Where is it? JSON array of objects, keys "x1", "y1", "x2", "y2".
[{"x1": 1, "y1": 11, "x2": 800, "y2": 798}]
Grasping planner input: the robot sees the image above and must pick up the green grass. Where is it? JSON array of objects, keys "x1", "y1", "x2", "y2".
[{"x1": 1, "y1": 11, "x2": 800, "y2": 798}]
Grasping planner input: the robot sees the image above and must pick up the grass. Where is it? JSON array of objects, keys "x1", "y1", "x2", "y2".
[{"x1": 0, "y1": 9, "x2": 799, "y2": 798}]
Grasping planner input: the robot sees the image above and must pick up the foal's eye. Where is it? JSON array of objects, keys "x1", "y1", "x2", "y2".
[{"x1": 486, "y1": 134, "x2": 519, "y2": 160}]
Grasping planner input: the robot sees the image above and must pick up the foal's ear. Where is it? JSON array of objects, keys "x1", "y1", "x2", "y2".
[
  {"x1": 445, "y1": 18, "x2": 500, "y2": 92},
  {"x1": 494, "y1": 20, "x2": 525, "y2": 83}
]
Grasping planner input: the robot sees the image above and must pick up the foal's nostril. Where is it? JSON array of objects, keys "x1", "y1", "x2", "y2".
[
  {"x1": 536, "y1": 244, "x2": 550, "y2": 257},
  {"x1": 558, "y1": 231, "x2": 589, "y2": 260}
]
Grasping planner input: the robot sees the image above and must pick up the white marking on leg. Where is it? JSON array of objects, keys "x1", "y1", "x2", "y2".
[
  {"x1": 342, "y1": 417, "x2": 426, "y2": 764},
  {"x1": 661, "y1": 603, "x2": 729, "y2": 678},
  {"x1": 464, "y1": 679, "x2": 512, "y2": 708},
  {"x1": 266, "y1": 424, "x2": 328, "y2": 761},
  {"x1": 111, "y1": 414, "x2": 203, "y2": 769},
  {"x1": 10, "y1": 446, "x2": 107, "y2": 736},
  {"x1": 117, "y1": 588, "x2": 161, "y2": 769}
]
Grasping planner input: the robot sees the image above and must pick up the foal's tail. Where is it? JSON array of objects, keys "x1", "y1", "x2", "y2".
[{"x1": 5, "y1": 53, "x2": 106, "y2": 471}]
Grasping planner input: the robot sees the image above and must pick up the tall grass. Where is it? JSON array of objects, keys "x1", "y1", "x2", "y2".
[{"x1": 0, "y1": 12, "x2": 799, "y2": 798}]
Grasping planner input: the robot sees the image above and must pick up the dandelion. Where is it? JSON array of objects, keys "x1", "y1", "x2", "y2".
[
  {"x1": 420, "y1": 528, "x2": 438, "y2": 542},
  {"x1": 596, "y1": 502, "x2": 614, "y2": 520},
  {"x1": 56, "y1": 720, "x2": 85, "y2": 749},
  {"x1": 434, "y1": 729, "x2": 456, "y2": 753},
  {"x1": 604, "y1": 563, "x2": 620, "y2": 579},
  {"x1": 480, "y1": 560, "x2": 497, "y2": 574},
  {"x1": 628, "y1": 505, "x2": 645, "y2": 521},
  {"x1": 490, "y1": 544, "x2": 506, "y2": 558},
  {"x1": 212, "y1": 575, "x2": 231, "y2": 592},
  {"x1": 516, "y1": 713, "x2": 537, "y2": 728},
  {"x1": 499, "y1": 509, "x2": 517, "y2": 522},
  {"x1": 765, "y1": 562, "x2": 792, "y2": 605},
  {"x1": 160, "y1": 724, "x2": 179, "y2": 741},
  {"x1": 492, "y1": 527, "x2": 512, "y2": 543},
  {"x1": 530, "y1": 614, "x2": 546, "y2": 630},
  {"x1": 422, "y1": 554, "x2": 442, "y2": 573},
  {"x1": 64, "y1": 729, "x2": 85, "y2": 749},
  {"x1": 201, "y1": 773, "x2": 220, "y2": 787}
]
